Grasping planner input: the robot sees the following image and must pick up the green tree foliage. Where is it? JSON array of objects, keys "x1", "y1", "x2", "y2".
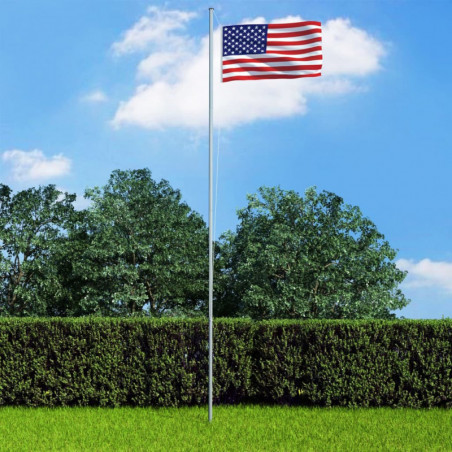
[
  {"x1": 0, "y1": 184, "x2": 76, "y2": 316},
  {"x1": 216, "y1": 186, "x2": 409, "y2": 320},
  {"x1": 1, "y1": 173, "x2": 410, "y2": 320},
  {"x1": 66, "y1": 169, "x2": 208, "y2": 317}
]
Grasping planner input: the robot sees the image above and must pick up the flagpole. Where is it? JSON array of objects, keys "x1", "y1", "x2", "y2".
[{"x1": 208, "y1": 6, "x2": 214, "y2": 423}]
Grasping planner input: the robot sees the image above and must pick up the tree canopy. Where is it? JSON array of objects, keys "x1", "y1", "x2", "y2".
[
  {"x1": 0, "y1": 184, "x2": 76, "y2": 316},
  {"x1": 216, "y1": 186, "x2": 409, "y2": 320},
  {"x1": 0, "y1": 173, "x2": 409, "y2": 319},
  {"x1": 65, "y1": 169, "x2": 208, "y2": 317}
]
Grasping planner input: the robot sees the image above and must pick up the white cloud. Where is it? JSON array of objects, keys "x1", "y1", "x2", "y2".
[
  {"x1": 2, "y1": 149, "x2": 72, "y2": 182},
  {"x1": 111, "y1": 6, "x2": 197, "y2": 56},
  {"x1": 322, "y1": 18, "x2": 386, "y2": 76},
  {"x1": 397, "y1": 258, "x2": 452, "y2": 294},
  {"x1": 137, "y1": 51, "x2": 191, "y2": 81},
  {"x1": 81, "y1": 90, "x2": 108, "y2": 103},
  {"x1": 111, "y1": 9, "x2": 387, "y2": 130}
]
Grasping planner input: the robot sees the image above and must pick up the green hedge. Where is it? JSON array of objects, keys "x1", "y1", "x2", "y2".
[{"x1": 0, "y1": 318, "x2": 450, "y2": 407}]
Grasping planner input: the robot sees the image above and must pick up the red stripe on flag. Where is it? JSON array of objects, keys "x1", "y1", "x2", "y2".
[
  {"x1": 267, "y1": 37, "x2": 322, "y2": 46},
  {"x1": 223, "y1": 65, "x2": 322, "y2": 74},
  {"x1": 222, "y1": 55, "x2": 323, "y2": 65},
  {"x1": 267, "y1": 29, "x2": 322, "y2": 38},
  {"x1": 223, "y1": 73, "x2": 322, "y2": 82},
  {"x1": 268, "y1": 21, "x2": 321, "y2": 29},
  {"x1": 266, "y1": 47, "x2": 322, "y2": 55}
]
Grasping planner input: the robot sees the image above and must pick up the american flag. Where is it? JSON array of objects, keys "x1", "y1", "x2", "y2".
[{"x1": 222, "y1": 21, "x2": 322, "y2": 82}]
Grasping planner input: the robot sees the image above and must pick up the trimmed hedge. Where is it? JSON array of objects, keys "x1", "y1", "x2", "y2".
[{"x1": 0, "y1": 318, "x2": 450, "y2": 408}]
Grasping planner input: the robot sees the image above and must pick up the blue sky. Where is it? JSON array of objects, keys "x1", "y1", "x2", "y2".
[{"x1": 1, "y1": 0, "x2": 451, "y2": 318}]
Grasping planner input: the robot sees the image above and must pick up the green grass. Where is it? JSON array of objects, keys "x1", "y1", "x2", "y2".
[{"x1": 0, "y1": 405, "x2": 450, "y2": 451}]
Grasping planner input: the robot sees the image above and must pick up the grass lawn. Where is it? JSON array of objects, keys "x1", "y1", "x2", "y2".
[{"x1": 0, "y1": 405, "x2": 450, "y2": 451}]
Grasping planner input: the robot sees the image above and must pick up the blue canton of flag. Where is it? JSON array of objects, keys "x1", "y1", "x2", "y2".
[{"x1": 223, "y1": 24, "x2": 269, "y2": 56}]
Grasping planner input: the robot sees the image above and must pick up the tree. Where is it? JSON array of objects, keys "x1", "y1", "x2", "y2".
[
  {"x1": 67, "y1": 169, "x2": 208, "y2": 317},
  {"x1": 216, "y1": 186, "x2": 409, "y2": 320},
  {"x1": 0, "y1": 184, "x2": 76, "y2": 316}
]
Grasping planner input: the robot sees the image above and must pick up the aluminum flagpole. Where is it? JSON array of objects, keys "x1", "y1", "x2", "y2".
[{"x1": 208, "y1": 6, "x2": 214, "y2": 423}]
